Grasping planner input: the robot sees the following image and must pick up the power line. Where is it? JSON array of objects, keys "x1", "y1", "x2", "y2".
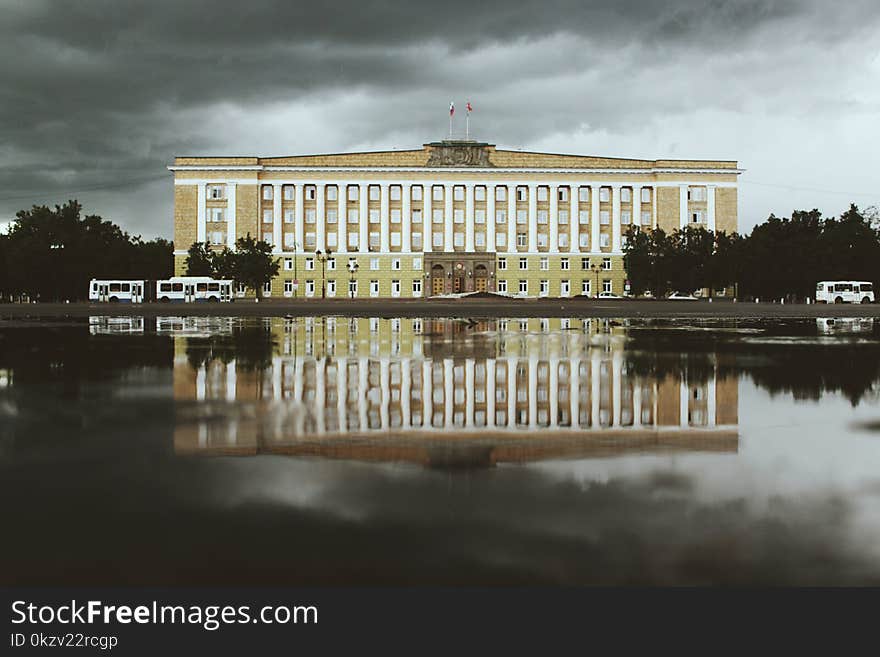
[{"x1": 0, "y1": 173, "x2": 169, "y2": 203}]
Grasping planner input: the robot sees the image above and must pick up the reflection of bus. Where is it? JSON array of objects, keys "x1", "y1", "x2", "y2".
[
  {"x1": 815, "y1": 281, "x2": 874, "y2": 304},
  {"x1": 156, "y1": 277, "x2": 234, "y2": 303},
  {"x1": 89, "y1": 279, "x2": 154, "y2": 303},
  {"x1": 817, "y1": 317, "x2": 875, "y2": 334}
]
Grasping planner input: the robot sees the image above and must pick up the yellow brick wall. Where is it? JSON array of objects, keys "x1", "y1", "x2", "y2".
[
  {"x1": 715, "y1": 187, "x2": 738, "y2": 234},
  {"x1": 174, "y1": 186, "x2": 197, "y2": 250},
  {"x1": 656, "y1": 187, "x2": 680, "y2": 232},
  {"x1": 235, "y1": 185, "x2": 259, "y2": 240}
]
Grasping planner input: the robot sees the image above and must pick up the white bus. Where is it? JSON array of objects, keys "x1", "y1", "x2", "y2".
[
  {"x1": 156, "y1": 277, "x2": 234, "y2": 303},
  {"x1": 815, "y1": 281, "x2": 874, "y2": 304},
  {"x1": 89, "y1": 279, "x2": 153, "y2": 303}
]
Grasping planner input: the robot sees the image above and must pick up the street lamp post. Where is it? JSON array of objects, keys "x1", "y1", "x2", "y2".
[
  {"x1": 590, "y1": 263, "x2": 601, "y2": 298},
  {"x1": 347, "y1": 260, "x2": 359, "y2": 298},
  {"x1": 315, "y1": 249, "x2": 332, "y2": 299}
]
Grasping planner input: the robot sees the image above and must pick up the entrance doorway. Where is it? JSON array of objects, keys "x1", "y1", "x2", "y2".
[
  {"x1": 474, "y1": 264, "x2": 488, "y2": 292},
  {"x1": 431, "y1": 264, "x2": 445, "y2": 296}
]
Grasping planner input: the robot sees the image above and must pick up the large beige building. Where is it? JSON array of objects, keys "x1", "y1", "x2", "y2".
[{"x1": 169, "y1": 140, "x2": 741, "y2": 298}]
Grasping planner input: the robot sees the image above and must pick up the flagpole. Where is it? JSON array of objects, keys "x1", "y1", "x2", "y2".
[{"x1": 466, "y1": 112, "x2": 469, "y2": 140}]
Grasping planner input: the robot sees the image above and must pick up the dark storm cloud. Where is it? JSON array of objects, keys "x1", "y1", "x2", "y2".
[{"x1": 0, "y1": 0, "x2": 878, "y2": 235}]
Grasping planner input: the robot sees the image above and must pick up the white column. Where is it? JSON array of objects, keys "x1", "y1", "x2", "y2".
[
  {"x1": 707, "y1": 375, "x2": 717, "y2": 427},
  {"x1": 507, "y1": 185, "x2": 516, "y2": 253},
  {"x1": 315, "y1": 361, "x2": 326, "y2": 435},
  {"x1": 465, "y1": 358, "x2": 475, "y2": 427},
  {"x1": 569, "y1": 186, "x2": 579, "y2": 254},
  {"x1": 380, "y1": 358, "x2": 390, "y2": 430},
  {"x1": 294, "y1": 183, "x2": 305, "y2": 254},
  {"x1": 612, "y1": 350, "x2": 622, "y2": 427},
  {"x1": 549, "y1": 358, "x2": 558, "y2": 427},
  {"x1": 401, "y1": 184, "x2": 411, "y2": 252},
  {"x1": 316, "y1": 184, "x2": 326, "y2": 252},
  {"x1": 337, "y1": 186, "x2": 347, "y2": 255},
  {"x1": 358, "y1": 357, "x2": 368, "y2": 430},
  {"x1": 528, "y1": 355, "x2": 538, "y2": 428},
  {"x1": 632, "y1": 185, "x2": 641, "y2": 232},
  {"x1": 707, "y1": 184, "x2": 717, "y2": 232},
  {"x1": 422, "y1": 361, "x2": 433, "y2": 428},
  {"x1": 611, "y1": 184, "x2": 621, "y2": 253},
  {"x1": 401, "y1": 358, "x2": 411, "y2": 429},
  {"x1": 226, "y1": 183, "x2": 237, "y2": 249},
  {"x1": 527, "y1": 184, "x2": 537, "y2": 253},
  {"x1": 486, "y1": 184, "x2": 496, "y2": 252},
  {"x1": 272, "y1": 184, "x2": 282, "y2": 251},
  {"x1": 293, "y1": 357, "x2": 304, "y2": 404},
  {"x1": 358, "y1": 183, "x2": 368, "y2": 253},
  {"x1": 196, "y1": 183, "x2": 207, "y2": 243},
  {"x1": 549, "y1": 185, "x2": 559, "y2": 253},
  {"x1": 507, "y1": 358, "x2": 516, "y2": 428},
  {"x1": 633, "y1": 380, "x2": 642, "y2": 427},
  {"x1": 444, "y1": 184, "x2": 453, "y2": 253},
  {"x1": 423, "y1": 186, "x2": 433, "y2": 253},
  {"x1": 196, "y1": 364, "x2": 206, "y2": 401},
  {"x1": 380, "y1": 183, "x2": 390, "y2": 252},
  {"x1": 679, "y1": 184, "x2": 689, "y2": 229},
  {"x1": 590, "y1": 186, "x2": 600, "y2": 254},
  {"x1": 679, "y1": 377, "x2": 689, "y2": 428},
  {"x1": 569, "y1": 358, "x2": 579, "y2": 429},
  {"x1": 465, "y1": 183, "x2": 475, "y2": 252},
  {"x1": 443, "y1": 358, "x2": 453, "y2": 426},
  {"x1": 486, "y1": 359, "x2": 496, "y2": 428}
]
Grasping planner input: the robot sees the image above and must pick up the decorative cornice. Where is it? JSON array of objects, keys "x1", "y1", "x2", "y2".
[{"x1": 168, "y1": 165, "x2": 744, "y2": 175}]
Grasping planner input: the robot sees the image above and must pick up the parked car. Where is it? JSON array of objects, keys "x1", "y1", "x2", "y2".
[
  {"x1": 667, "y1": 293, "x2": 698, "y2": 301},
  {"x1": 598, "y1": 291, "x2": 623, "y2": 299}
]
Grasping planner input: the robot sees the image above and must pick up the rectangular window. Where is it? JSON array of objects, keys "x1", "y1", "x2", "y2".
[
  {"x1": 454, "y1": 209, "x2": 464, "y2": 223},
  {"x1": 305, "y1": 232, "x2": 316, "y2": 248},
  {"x1": 603, "y1": 279, "x2": 612, "y2": 293},
  {"x1": 264, "y1": 281, "x2": 273, "y2": 295},
  {"x1": 578, "y1": 187, "x2": 590, "y2": 202},
  {"x1": 621, "y1": 211, "x2": 631, "y2": 225},
  {"x1": 579, "y1": 210, "x2": 590, "y2": 224},
  {"x1": 370, "y1": 280, "x2": 379, "y2": 297},
  {"x1": 348, "y1": 209, "x2": 359, "y2": 223},
  {"x1": 537, "y1": 210, "x2": 548, "y2": 224},
  {"x1": 475, "y1": 209, "x2": 485, "y2": 224},
  {"x1": 579, "y1": 233, "x2": 589, "y2": 248},
  {"x1": 391, "y1": 232, "x2": 401, "y2": 247},
  {"x1": 475, "y1": 186, "x2": 486, "y2": 201},
  {"x1": 369, "y1": 185, "x2": 380, "y2": 201},
  {"x1": 602, "y1": 257, "x2": 612, "y2": 270},
  {"x1": 349, "y1": 233, "x2": 359, "y2": 247},
  {"x1": 284, "y1": 279, "x2": 293, "y2": 294},
  {"x1": 600, "y1": 211, "x2": 610, "y2": 225},
  {"x1": 284, "y1": 258, "x2": 293, "y2": 271},
  {"x1": 327, "y1": 258, "x2": 336, "y2": 271},
  {"x1": 621, "y1": 188, "x2": 632, "y2": 202},
  {"x1": 283, "y1": 185, "x2": 294, "y2": 200},
  {"x1": 453, "y1": 233, "x2": 464, "y2": 247},
  {"x1": 475, "y1": 231, "x2": 485, "y2": 247},
  {"x1": 599, "y1": 188, "x2": 610, "y2": 203},
  {"x1": 412, "y1": 185, "x2": 423, "y2": 201},
  {"x1": 412, "y1": 257, "x2": 422, "y2": 270},
  {"x1": 412, "y1": 279, "x2": 422, "y2": 295},
  {"x1": 432, "y1": 209, "x2": 443, "y2": 223},
  {"x1": 348, "y1": 280, "x2": 358, "y2": 297},
  {"x1": 540, "y1": 257, "x2": 549, "y2": 271},
  {"x1": 561, "y1": 280, "x2": 570, "y2": 296},
  {"x1": 516, "y1": 187, "x2": 527, "y2": 201},
  {"x1": 262, "y1": 186, "x2": 273, "y2": 201},
  {"x1": 516, "y1": 233, "x2": 527, "y2": 248},
  {"x1": 599, "y1": 233, "x2": 610, "y2": 248},
  {"x1": 209, "y1": 208, "x2": 224, "y2": 222},
  {"x1": 326, "y1": 232, "x2": 337, "y2": 247},
  {"x1": 283, "y1": 233, "x2": 295, "y2": 248},
  {"x1": 519, "y1": 257, "x2": 528, "y2": 270},
  {"x1": 581, "y1": 257, "x2": 590, "y2": 270},
  {"x1": 391, "y1": 258, "x2": 401, "y2": 270},
  {"x1": 561, "y1": 258, "x2": 570, "y2": 271},
  {"x1": 641, "y1": 211, "x2": 652, "y2": 225},
  {"x1": 412, "y1": 209, "x2": 422, "y2": 224},
  {"x1": 390, "y1": 185, "x2": 401, "y2": 201},
  {"x1": 369, "y1": 232, "x2": 379, "y2": 248},
  {"x1": 262, "y1": 209, "x2": 273, "y2": 223},
  {"x1": 539, "y1": 280, "x2": 549, "y2": 296},
  {"x1": 453, "y1": 186, "x2": 465, "y2": 201},
  {"x1": 369, "y1": 208, "x2": 380, "y2": 223},
  {"x1": 537, "y1": 186, "x2": 549, "y2": 202},
  {"x1": 558, "y1": 209, "x2": 569, "y2": 224},
  {"x1": 559, "y1": 187, "x2": 570, "y2": 202},
  {"x1": 412, "y1": 232, "x2": 422, "y2": 248},
  {"x1": 691, "y1": 211, "x2": 704, "y2": 224},
  {"x1": 495, "y1": 232, "x2": 506, "y2": 247},
  {"x1": 327, "y1": 280, "x2": 336, "y2": 297},
  {"x1": 496, "y1": 186, "x2": 507, "y2": 201},
  {"x1": 498, "y1": 257, "x2": 507, "y2": 271},
  {"x1": 641, "y1": 187, "x2": 652, "y2": 203},
  {"x1": 262, "y1": 232, "x2": 273, "y2": 245},
  {"x1": 519, "y1": 280, "x2": 528, "y2": 294},
  {"x1": 391, "y1": 209, "x2": 401, "y2": 223},
  {"x1": 432, "y1": 185, "x2": 443, "y2": 201},
  {"x1": 305, "y1": 185, "x2": 316, "y2": 200},
  {"x1": 689, "y1": 187, "x2": 706, "y2": 202},
  {"x1": 305, "y1": 208, "x2": 316, "y2": 224},
  {"x1": 208, "y1": 185, "x2": 225, "y2": 200},
  {"x1": 495, "y1": 209, "x2": 506, "y2": 224},
  {"x1": 305, "y1": 280, "x2": 314, "y2": 296},
  {"x1": 209, "y1": 230, "x2": 224, "y2": 244},
  {"x1": 432, "y1": 233, "x2": 443, "y2": 247},
  {"x1": 391, "y1": 279, "x2": 401, "y2": 297},
  {"x1": 305, "y1": 258, "x2": 315, "y2": 271},
  {"x1": 558, "y1": 233, "x2": 569, "y2": 248},
  {"x1": 498, "y1": 280, "x2": 507, "y2": 293},
  {"x1": 348, "y1": 185, "x2": 359, "y2": 201},
  {"x1": 516, "y1": 210, "x2": 527, "y2": 224},
  {"x1": 326, "y1": 185, "x2": 338, "y2": 201},
  {"x1": 326, "y1": 209, "x2": 337, "y2": 224},
  {"x1": 582, "y1": 280, "x2": 591, "y2": 295},
  {"x1": 537, "y1": 234, "x2": 548, "y2": 248}
]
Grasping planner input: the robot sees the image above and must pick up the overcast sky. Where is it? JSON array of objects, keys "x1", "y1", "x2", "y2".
[{"x1": 1, "y1": 0, "x2": 878, "y2": 239}]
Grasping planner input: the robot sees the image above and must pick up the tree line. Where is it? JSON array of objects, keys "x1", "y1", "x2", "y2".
[
  {"x1": 623, "y1": 204, "x2": 880, "y2": 300},
  {"x1": 184, "y1": 238, "x2": 280, "y2": 297},
  {"x1": 0, "y1": 201, "x2": 173, "y2": 302}
]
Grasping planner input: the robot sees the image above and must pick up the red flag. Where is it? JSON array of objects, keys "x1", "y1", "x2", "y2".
[
  {"x1": 449, "y1": 102, "x2": 455, "y2": 116},
  {"x1": 466, "y1": 101, "x2": 473, "y2": 113}
]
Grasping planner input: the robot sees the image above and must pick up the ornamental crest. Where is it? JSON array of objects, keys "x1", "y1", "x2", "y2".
[{"x1": 426, "y1": 142, "x2": 493, "y2": 167}]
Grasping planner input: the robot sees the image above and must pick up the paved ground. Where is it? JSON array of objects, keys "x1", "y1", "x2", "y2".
[{"x1": 2, "y1": 298, "x2": 879, "y2": 319}]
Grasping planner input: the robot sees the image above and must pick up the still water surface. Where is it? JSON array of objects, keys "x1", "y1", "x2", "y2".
[{"x1": 2, "y1": 315, "x2": 880, "y2": 585}]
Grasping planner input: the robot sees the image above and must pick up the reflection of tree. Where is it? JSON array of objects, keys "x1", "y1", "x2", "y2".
[
  {"x1": 0, "y1": 325, "x2": 173, "y2": 385},
  {"x1": 624, "y1": 325, "x2": 880, "y2": 406},
  {"x1": 185, "y1": 325, "x2": 276, "y2": 372}
]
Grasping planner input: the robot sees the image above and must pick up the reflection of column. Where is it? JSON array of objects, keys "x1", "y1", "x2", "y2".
[
  {"x1": 358, "y1": 357, "x2": 368, "y2": 430},
  {"x1": 633, "y1": 379, "x2": 642, "y2": 427},
  {"x1": 507, "y1": 358, "x2": 516, "y2": 428},
  {"x1": 444, "y1": 358, "x2": 453, "y2": 427},
  {"x1": 422, "y1": 360, "x2": 432, "y2": 428},
  {"x1": 612, "y1": 351, "x2": 622, "y2": 427},
  {"x1": 293, "y1": 357, "x2": 304, "y2": 403},
  {"x1": 196, "y1": 364, "x2": 206, "y2": 401},
  {"x1": 680, "y1": 377, "x2": 689, "y2": 427},
  {"x1": 465, "y1": 359, "x2": 475, "y2": 427},
  {"x1": 401, "y1": 358, "x2": 411, "y2": 429},
  {"x1": 272, "y1": 356, "x2": 282, "y2": 400},
  {"x1": 528, "y1": 356, "x2": 537, "y2": 428},
  {"x1": 569, "y1": 358, "x2": 579, "y2": 428},
  {"x1": 549, "y1": 358, "x2": 558, "y2": 427},
  {"x1": 226, "y1": 359, "x2": 236, "y2": 401},
  {"x1": 707, "y1": 374, "x2": 717, "y2": 427},
  {"x1": 591, "y1": 351, "x2": 600, "y2": 428},
  {"x1": 380, "y1": 358, "x2": 390, "y2": 430},
  {"x1": 486, "y1": 359, "x2": 496, "y2": 428},
  {"x1": 337, "y1": 358, "x2": 347, "y2": 433},
  {"x1": 315, "y1": 360, "x2": 326, "y2": 435}
]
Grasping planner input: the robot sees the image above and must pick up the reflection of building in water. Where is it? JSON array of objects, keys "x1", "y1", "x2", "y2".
[
  {"x1": 173, "y1": 318, "x2": 738, "y2": 465},
  {"x1": 157, "y1": 316, "x2": 236, "y2": 337},
  {"x1": 816, "y1": 318, "x2": 874, "y2": 334},
  {"x1": 89, "y1": 316, "x2": 145, "y2": 335}
]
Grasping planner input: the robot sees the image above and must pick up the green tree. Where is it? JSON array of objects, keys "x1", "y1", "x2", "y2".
[
  {"x1": 185, "y1": 242, "x2": 214, "y2": 276},
  {"x1": 230, "y1": 234, "x2": 279, "y2": 298},
  {"x1": 210, "y1": 246, "x2": 238, "y2": 280}
]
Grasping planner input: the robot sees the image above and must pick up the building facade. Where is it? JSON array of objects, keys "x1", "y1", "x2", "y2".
[{"x1": 169, "y1": 141, "x2": 741, "y2": 298}]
